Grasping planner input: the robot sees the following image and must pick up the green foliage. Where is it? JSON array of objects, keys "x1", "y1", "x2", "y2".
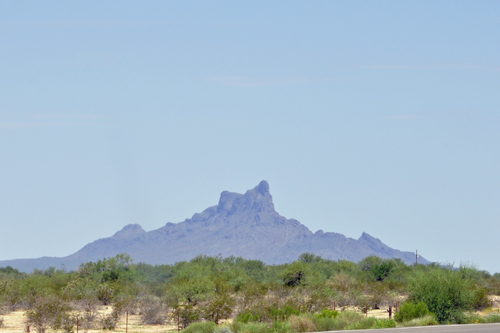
[
  {"x1": 270, "y1": 320, "x2": 290, "y2": 333},
  {"x1": 301, "y1": 285, "x2": 335, "y2": 312},
  {"x1": 0, "y1": 266, "x2": 25, "y2": 280},
  {"x1": 3, "y1": 253, "x2": 500, "y2": 331},
  {"x1": 345, "y1": 316, "x2": 377, "y2": 330},
  {"x1": 333, "y1": 310, "x2": 364, "y2": 327},
  {"x1": 200, "y1": 292, "x2": 235, "y2": 323},
  {"x1": 314, "y1": 309, "x2": 338, "y2": 319},
  {"x1": 236, "y1": 312, "x2": 260, "y2": 324},
  {"x1": 311, "y1": 311, "x2": 364, "y2": 331},
  {"x1": 182, "y1": 321, "x2": 216, "y2": 333},
  {"x1": 359, "y1": 256, "x2": 383, "y2": 272},
  {"x1": 325, "y1": 272, "x2": 359, "y2": 309},
  {"x1": 233, "y1": 321, "x2": 269, "y2": 333},
  {"x1": 97, "y1": 284, "x2": 115, "y2": 305},
  {"x1": 473, "y1": 287, "x2": 490, "y2": 310},
  {"x1": 298, "y1": 252, "x2": 323, "y2": 263},
  {"x1": 174, "y1": 304, "x2": 201, "y2": 329},
  {"x1": 374, "y1": 318, "x2": 396, "y2": 328},
  {"x1": 310, "y1": 316, "x2": 337, "y2": 331},
  {"x1": 407, "y1": 265, "x2": 479, "y2": 323},
  {"x1": 402, "y1": 315, "x2": 439, "y2": 326},
  {"x1": 280, "y1": 262, "x2": 310, "y2": 287},
  {"x1": 483, "y1": 312, "x2": 500, "y2": 323},
  {"x1": 394, "y1": 302, "x2": 432, "y2": 323},
  {"x1": 358, "y1": 256, "x2": 398, "y2": 282},
  {"x1": 268, "y1": 305, "x2": 300, "y2": 321},
  {"x1": 370, "y1": 261, "x2": 394, "y2": 282},
  {"x1": 24, "y1": 297, "x2": 73, "y2": 333}
]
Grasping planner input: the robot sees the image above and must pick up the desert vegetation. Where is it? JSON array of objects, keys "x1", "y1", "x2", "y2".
[{"x1": 0, "y1": 253, "x2": 500, "y2": 332}]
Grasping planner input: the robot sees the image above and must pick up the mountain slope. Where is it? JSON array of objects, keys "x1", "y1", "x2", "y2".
[{"x1": 0, "y1": 181, "x2": 428, "y2": 272}]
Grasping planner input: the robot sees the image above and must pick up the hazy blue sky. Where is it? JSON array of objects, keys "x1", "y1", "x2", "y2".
[{"x1": 1, "y1": 1, "x2": 499, "y2": 272}]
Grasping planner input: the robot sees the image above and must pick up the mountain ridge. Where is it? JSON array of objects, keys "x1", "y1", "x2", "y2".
[{"x1": 0, "y1": 181, "x2": 428, "y2": 272}]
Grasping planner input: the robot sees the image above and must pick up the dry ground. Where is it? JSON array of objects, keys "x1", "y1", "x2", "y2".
[
  {"x1": 0, "y1": 307, "x2": 178, "y2": 333},
  {"x1": 0, "y1": 296, "x2": 499, "y2": 333}
]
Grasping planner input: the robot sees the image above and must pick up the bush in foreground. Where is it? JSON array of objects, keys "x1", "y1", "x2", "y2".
[
  {"x1": 181, "y1": 321, "x2": 216, "y2": 333},
  {"x1": 288, "y1": 314, "x2": 316, "y2": 333},
  {"x1": 483, "y1": 313, "x2": 500, "y2": 323},
  {"x1": 394, "y1": 302, "x2": 433, "y2": 323},
  {"x1": 25, "y1": 297, "x2": 73, "y2": 333},
  {"x1": 402, "y1": 315, "x2": 439, "y2": 326},
  {"x1": 407, "y1": 266, "x2": 480, "y2": 323},
  {"x1": 233, "y1": 321, "x2": 269, "y2": 333},
  {"x1": 314, "y1": 309, "x2": 338, "y2": 319}
]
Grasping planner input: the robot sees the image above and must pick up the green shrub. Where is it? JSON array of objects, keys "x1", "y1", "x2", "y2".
[
  {"x1": 173, "y1": 304, "x2": 201, "y2": 329},
  {"x1": 215, "y1": 323, "x2": 233, "y2": 333},
  {"x1": 182, "y1": 321, "x2": 217, "y2": 333},
  {"x1": 236, "y1": 312, "x2": 260, "y2": 324},
  {"x1": 201, "y1": 289, "x2": 235, "y2": 323},
  {"x1": 407, "y1": 266, "x2": 478, "y2": 323},
  {"x1": 337, "y1": 310, "x2": 363, "y2": 322},
  {"x1": 311, "y1": 309, "x2": 340, "y2": 332},
  {"x1": 473, "y1": 287, "x2": 490, "y2": 310},
  {"x1": 484, "y1": 313, "x2": 500, "y2": 323},
  {"x1": 25, "y1": 297, "x2": 73, "y2": 333},
  {"x1": 334, "y1": 311, "x2": 364, "y2": 329},
  {"x1": 374, "y1": 318, "x2": 396, "y2": 328},
  {"x1": 394, "y1": 302, "x2": 432, "y2": 323},
  {"x1": 345, "y1": 316, "x2": 376, "y2": 330},
  {"x1": 314, "y1": 309, "x2": 338, "y2": 319},
  {"x1": 312, "y1": 311, "x2": 365, "y2": 331},
  {"x1": 280, "y1": 262, "x2": 310, "y2": 287},
  {"x1": 270, "y1": 321, "x2": 290, "y2": 333},
  {"x1": 268, "y1": 305, "x2": 299, "y2": 321},
  {"x1": 311, "y1": 316, "x2": 338, "y2": 331}
]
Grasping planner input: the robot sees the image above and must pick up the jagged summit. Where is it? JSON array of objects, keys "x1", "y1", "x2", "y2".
[
  {"x1": 0, "y1": 181, "x2": 428, "y2": 272},
  {"x1": 217, "y1": 180, "x2": 274, "y2": 215},
  {"x1": 253, "y1": 180, "x2": 270, "y2": 196}
]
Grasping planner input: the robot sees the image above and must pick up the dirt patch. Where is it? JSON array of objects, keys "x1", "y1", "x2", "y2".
[
  {"x1": 0, "y1": 308, "x2": 179, "y2": 333},
  {"x1": 489, "y1": 295, "x2": 500, "y2": 309}
]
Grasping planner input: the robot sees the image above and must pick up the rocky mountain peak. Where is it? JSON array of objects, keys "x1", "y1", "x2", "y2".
[
  {"x1": 112, "y1": 224, "x2": 146, "y2": 239},
  {"x1": 217, "y1": 180, "x2": 274, "y2": 215},
  {"x1": 254, "y1": 180, "x2": 270, "y2": 196},
  {"x1": 0, "y1": 181, "x2": 429, "y2": 272}
]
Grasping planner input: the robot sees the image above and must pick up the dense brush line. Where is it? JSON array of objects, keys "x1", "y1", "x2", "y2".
[{"x1": 0, "y1": 253, "x2": 499, "y2": 332}]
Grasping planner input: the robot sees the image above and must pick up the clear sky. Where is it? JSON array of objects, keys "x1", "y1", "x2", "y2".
[{"x1": 1, "y1": 1, "x2": 499, "y2": 273}]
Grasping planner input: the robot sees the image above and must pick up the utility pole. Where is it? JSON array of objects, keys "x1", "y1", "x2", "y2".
[{"x1": 416, "y1": 250, "x2": 418, "y2": 265}]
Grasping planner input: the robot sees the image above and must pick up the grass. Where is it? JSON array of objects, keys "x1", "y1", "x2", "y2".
[
  {"x1": 400, "y1": 315, "x2": 439, "y2": 327},
  {"x1": 465, "y1": 310, "x2": 500, "y2": 324},
  {"x1": 233, "y1": 311, "x2": 396, "y2": 332},
  {"x1": 182, "y1": 321, "x2": 216, "y2": 333}
]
